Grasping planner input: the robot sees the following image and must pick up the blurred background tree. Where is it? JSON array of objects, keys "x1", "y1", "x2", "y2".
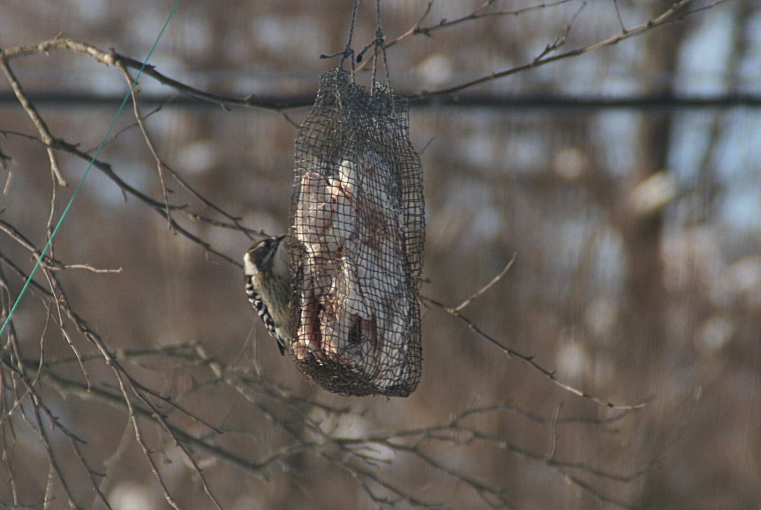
[{"x1": 1, "y1": 1, "x2": 759, "y2": 509}]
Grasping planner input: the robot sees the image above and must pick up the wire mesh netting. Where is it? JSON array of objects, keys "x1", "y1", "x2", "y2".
[{"x1": 289, "y1": 68, "x2": 424, "y2": 397}]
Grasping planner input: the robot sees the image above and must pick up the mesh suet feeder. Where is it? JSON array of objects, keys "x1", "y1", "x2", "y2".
[{"x1": 289, "y1": 68, "x2": 425, "y2": 397}]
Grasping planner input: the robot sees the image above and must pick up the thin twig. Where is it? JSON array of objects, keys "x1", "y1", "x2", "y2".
[
  {"x1": 384, "y1": 0, "x2": 574, "y2": 51},
  {"x1": 423, "y1": 294, "x2": 646, "y2": 410},
  {"x1": 0, "y1": 55, "x2": 67, "y2": 186},
  {"x1": 548, "y1": 402, "x2": 562, "y2": 460},
  {"x1": 452, "y1": 252, "x2": 516, "y2": 313},
  {"x1": 408, "y1": 0, "x2": 731, "y2": 100},
  {"x1": 115, "y1": 59, "x2": 176, "y2": 233}
]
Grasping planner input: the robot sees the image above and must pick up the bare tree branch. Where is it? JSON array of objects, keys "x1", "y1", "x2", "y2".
[
  {"x1": 384, "y1": 0, "x2": 575, "y2": 50},
  {"x1": 408, "y1": 0, "x2": 734, "y2": 99},
  {"x1": 422, "y1": 289, "x2": 647, "y2": 410},
  {"x1": 0, "y1": 54, "x2": 67, "y2": 186}
]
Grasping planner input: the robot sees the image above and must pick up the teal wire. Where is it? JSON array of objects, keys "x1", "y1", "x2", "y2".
[{"x1": 0, "y1": 0, "x2": 183, "y2": 339}]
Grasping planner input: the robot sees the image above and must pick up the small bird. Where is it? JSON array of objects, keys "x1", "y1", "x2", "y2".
[{"x1": 244, "y1": 235, "x2": 294, "y2": 355}]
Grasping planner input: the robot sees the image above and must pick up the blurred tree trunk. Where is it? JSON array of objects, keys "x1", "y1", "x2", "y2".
[
  {"x1": 625, "y1": 1, "x2": 688, "y2": 507},
  {"x1": 620, "y1": 3, "x2": 686, "y2": 367}
]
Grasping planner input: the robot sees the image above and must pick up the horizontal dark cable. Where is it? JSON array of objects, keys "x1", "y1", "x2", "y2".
[
  {"x1": 412, "y1": 93, "x2": 761, "y2": 110},
  {"x1": 0, "y1": 92, "x2": 315, "y2": 110},
  {"x1": 1, "y1": 92, "x2": 760, "y2": 110}
]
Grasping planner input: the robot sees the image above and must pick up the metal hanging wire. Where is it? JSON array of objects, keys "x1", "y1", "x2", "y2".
[
  {"x1": 320, "y1": 0, "x2": 360, "y2": 77},
  {"x1": 320, "y1": 0, "x2": 391, "y2": 92}
]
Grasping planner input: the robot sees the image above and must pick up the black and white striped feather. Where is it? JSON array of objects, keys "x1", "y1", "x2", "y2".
[{"x1": 244, "y1": 236, "x2": 294, "y2": 355}]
